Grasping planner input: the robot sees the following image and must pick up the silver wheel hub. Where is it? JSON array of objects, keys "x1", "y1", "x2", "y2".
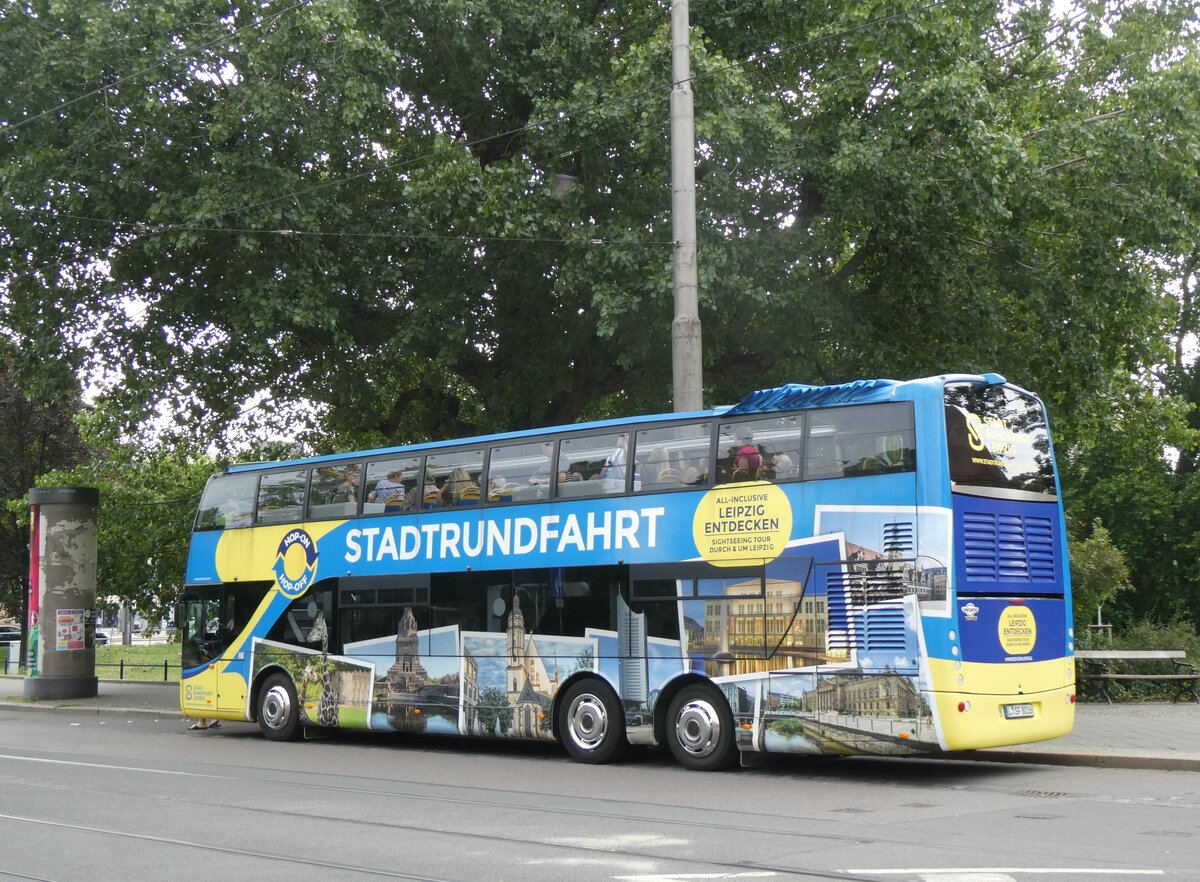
[
  {"x1": 565, "y1": 694, "x2": 609, "y2": 752},
  {"x1": 674, "y1": 699, "x2": 722, "y2": 758},
  {"x1": 262, "y1": 684, "x2": 292, "y2": 730}
]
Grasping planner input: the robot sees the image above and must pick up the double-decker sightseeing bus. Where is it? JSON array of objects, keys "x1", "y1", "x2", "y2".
[{"x1": 180, "y1": 373, "x2": 1074, "y2": 769}]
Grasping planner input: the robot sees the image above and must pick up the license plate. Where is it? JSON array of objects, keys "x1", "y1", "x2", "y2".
[{"x1": 1003, "y1": 703, "x2": 1035, "y2": 719}]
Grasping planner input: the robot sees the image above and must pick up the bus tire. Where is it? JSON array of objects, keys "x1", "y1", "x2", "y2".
[
  {"x1": 665, "y1": 684, "x2": 737, "y2": 771},
  {"x1": 258, "y1": 673, "x2": 301, "y2": 742},
  {"x1": 557, "y1": 679, "x2": 627, "y2": 764}
]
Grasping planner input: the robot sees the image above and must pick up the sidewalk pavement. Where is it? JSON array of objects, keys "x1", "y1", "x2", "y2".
[{"x1": 2, "y1": 675, "x2": 1199, "y2": 771}]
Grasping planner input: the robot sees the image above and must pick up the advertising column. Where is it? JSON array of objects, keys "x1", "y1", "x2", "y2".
[{"x1": 24, "y1": 487, "x2": 100, "y2": 700}]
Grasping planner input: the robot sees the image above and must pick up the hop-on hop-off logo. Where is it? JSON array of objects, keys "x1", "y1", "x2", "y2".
[{"x1": 273, "y1": 528, "x2": 318, "y2": 598}]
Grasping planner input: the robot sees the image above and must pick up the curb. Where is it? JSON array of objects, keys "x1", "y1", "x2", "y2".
[
  {"x1": 948, "y1": 749, "x2": 1200, "y2": 773},
  {"x1": 0, "y1": 700, "x2": 179, "y2": 720}
]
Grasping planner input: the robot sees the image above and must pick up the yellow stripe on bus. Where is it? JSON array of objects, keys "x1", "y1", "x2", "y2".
[{"x1": 926, "y1": 656, "x2": 1075, "y2": 696}]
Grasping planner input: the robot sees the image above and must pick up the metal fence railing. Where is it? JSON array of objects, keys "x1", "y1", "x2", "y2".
[{"x1": 96, "y1": 661, "x2": 180, "y2": 682}]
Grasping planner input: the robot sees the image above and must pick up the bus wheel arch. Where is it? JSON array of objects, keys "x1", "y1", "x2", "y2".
[
  {"x1": 254, "y1": 668, "x2": 301, "y2": 742},
  {"x1": 554, "y1": 675, "x2": 627, "y2": 764},
  {"x1": 663, "y1": 679, "x2": 737, "y2": 771}
]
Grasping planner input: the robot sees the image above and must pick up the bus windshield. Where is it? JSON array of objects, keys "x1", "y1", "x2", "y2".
[{"x1": 944, "y1": 382, "x2": 1057, "y2": 498}]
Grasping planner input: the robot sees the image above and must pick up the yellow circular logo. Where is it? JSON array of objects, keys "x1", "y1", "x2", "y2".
[
  {"x1": 693, "y1": 481, "x2": 792, "y2": 566},
  {"x1": 998, "y1": 605, "x2": 1037, "y2": 656}
]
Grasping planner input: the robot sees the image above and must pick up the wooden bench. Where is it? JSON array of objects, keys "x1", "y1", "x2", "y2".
[{"x1": 1075, "y1": 650, "x2": 1199, "y2": 704}]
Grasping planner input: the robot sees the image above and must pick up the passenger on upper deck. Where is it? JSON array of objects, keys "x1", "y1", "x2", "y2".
[
  {"x1": 601, "y1": 434, "x2": 628, "y2": 480},
  {"x1": 771, "y1": 453, "x2": 798, "y2": 480},
  {"x1": 732, "y1": 425, "x2": 762, "y2": 475},
  {"x1": 531, "y1": 442, "x2": 573, "y2": 485},
  {"x1": 368, "y1": 470, "x2": 407, "y2": 509},
  {"x1": 442, "y1": 467, "x2": 479, "y2": 504}
]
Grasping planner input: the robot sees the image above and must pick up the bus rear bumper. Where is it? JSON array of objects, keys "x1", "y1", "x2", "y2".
[{"x1": 933, "y1": 685, "x2": 1076, "y2": 751}]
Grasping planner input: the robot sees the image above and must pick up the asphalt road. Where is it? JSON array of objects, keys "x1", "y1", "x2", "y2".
[{"x1": 1, "y1": 710, "x2": 1197, "y2": 882}]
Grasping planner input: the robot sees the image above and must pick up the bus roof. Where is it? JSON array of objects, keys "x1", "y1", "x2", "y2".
[{"x1": 224, "y1": 372, "x2": 1013, "y2": 474}]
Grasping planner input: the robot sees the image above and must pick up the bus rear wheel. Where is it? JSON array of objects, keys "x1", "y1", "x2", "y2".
[
  {"x1": 666, "y1": 684, "x2": 737, "y2": 771},
  {"x1": 557, "y1": 679, "x2": 627, "y2": 764},
  {"x1": 258, "y1": 673, "x2": 301, "y2": 741}
]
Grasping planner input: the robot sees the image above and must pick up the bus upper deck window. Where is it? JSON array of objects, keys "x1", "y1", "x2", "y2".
[
  {"x1": 804, "y1": 404, "x2": 915, "y2": 480},
  {"x1": 194, "y1": 473, "x2": 259, "y2": 531},
  {"x1": 559, "y1": 431, "x2": 630, "y2": 497},
  {"x1": 256, "y1": 469, "x2": 308, "y2": 525},
  {"x1": 717, "y1": 415, "x2": 803, "y2": 484},
  {"x1": 309, "y1": 464, "x2": 362, "y2": 519},
  {"x1": 426, "y1": 448, "x2": 485, "y2": 508},
  {"x1": 633, "y1": 422, "x2": 711, "y2": 491},
  {"x1": 364, "y1": 456, "x2": 421, "y2": 514}
]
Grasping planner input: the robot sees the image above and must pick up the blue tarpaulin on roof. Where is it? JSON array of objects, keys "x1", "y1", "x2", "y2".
[{"x1": 723, "y1": 379, "x2": 899, "y2": 414}]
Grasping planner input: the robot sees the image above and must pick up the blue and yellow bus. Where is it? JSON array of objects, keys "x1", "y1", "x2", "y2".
[{"x1": 180, "y1": 373, "x2": 1075, "y2": 769}]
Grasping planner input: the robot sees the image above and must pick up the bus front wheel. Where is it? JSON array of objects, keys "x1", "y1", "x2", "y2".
[
  {"x1": 258, "y1": 673, "x2": 301, "y2": 741},
  {"x1": 557, "y1": 679, "x2": 627, "y2": 764},
  {"x1": 666, "y1": 684, "x2": 737, "y2": 771}
]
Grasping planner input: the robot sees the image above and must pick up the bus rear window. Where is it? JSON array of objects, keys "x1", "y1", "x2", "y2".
[
  {"x1": 195, "y1": 474, "x2": 258, "y2": 531},
  {"x1": 944, "y1": 383, "x2": 1057, "y2": 498}
]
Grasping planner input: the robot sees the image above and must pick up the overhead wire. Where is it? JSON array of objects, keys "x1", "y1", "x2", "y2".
[
  {"x1": 1, "y1": 0, "x2": 313, "y2": 134},
  {"x1": 3, "y1": 0, "x2": 1149, "y2": 276},
  {"x1": 8, "y1": 0, "x2": 964, "y2": 268},
  {"x1": 222, "y1": 0, "x2": 959, "y2": 220}
]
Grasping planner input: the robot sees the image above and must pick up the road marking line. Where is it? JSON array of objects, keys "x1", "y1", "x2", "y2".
[
  {"x1": 847, "y1": 870, "x2": 1164, "y2": 877},
  {"x1": 0, "y1": 753, "x2": 215, "y2": 777},
  {"x1": 550, "y1": 833, "x2": 692, "y2": 849},
  {"x1": 613, "y1": 874, "x2": 777, "y2": 881}
]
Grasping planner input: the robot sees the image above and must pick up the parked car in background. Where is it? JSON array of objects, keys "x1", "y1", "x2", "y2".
[
  {"x1": 93, "y1": 631, "x2": 109, "y2": 645},
  {"x1": 0, "y1": 625, "x2": 21, "y2": 643}
]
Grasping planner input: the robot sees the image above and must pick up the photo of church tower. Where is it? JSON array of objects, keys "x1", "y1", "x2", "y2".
[{"x1": 504, "y1": 595, "x2": 560, "y2": 738}]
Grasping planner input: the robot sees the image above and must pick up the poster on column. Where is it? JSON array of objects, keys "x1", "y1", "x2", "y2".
[{"x1": 56, "y1": 610, "x2": 85, "y2": 651}]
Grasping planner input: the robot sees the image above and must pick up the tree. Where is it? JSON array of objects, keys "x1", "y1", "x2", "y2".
[
  {"x1": 0, "y1": 343, "x2": 88, "y2": 620},
  {"x1": 36, "y1": 410, "x2": 215, "y2": 624},
  {"x1": 2, "y1": 1, "x2": 1197, "y2": 447},
  {"x1": 5, "y1": 2, "x2": 1200, "y2": 632},
  {"x1": 1068, "y1": 519, "x2": 1131, "y2": 637}
]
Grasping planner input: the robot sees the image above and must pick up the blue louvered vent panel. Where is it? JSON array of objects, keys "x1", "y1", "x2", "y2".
[
  {"x1": 861, "y1": 602, "x2": 907, "y2": 652},
  {"x1": 825, "y1": 570, "x2": 855, "y2": 651},
  {"x1": 1025, "y1": 516, "x2": 1056, "y2": 581},
  {"x1": 883, "y1": 521, "x2": 915, "y2": 554},
  {"x1": 825, "y1": 570, "x2": 909, "y2": 653},
  {"x1": 959, "y1": 509, "x2": 1058, "y2": 587}
]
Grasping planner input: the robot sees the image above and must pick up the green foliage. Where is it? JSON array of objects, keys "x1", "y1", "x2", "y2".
[
  {"x1": 0, "y1": 342, "x2": 89, "y2": 619},
  {"x1": 3, "y1": 0, "x2": 1197, "y2": 442},
  {"x1": 1114, "y1": 619, "x2": 1200, "y2": 659},
  {"x1": 1062, "y1": 378, "x2": 1200, "y2": 630},
  {"x1": 3, "y1": 1, "x2": 1200, "y2": 633},
  {"x1": 1068, "y1": 519, "x2": 1131, "y2": 635},
  {"x1": 36, "y1": 410, "x2": 215, "y2": 620}
]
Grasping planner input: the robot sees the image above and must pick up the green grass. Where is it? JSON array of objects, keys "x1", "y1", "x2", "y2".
[{"x1": 96, "y1": 642, "x2": 180, "y2": 682}]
